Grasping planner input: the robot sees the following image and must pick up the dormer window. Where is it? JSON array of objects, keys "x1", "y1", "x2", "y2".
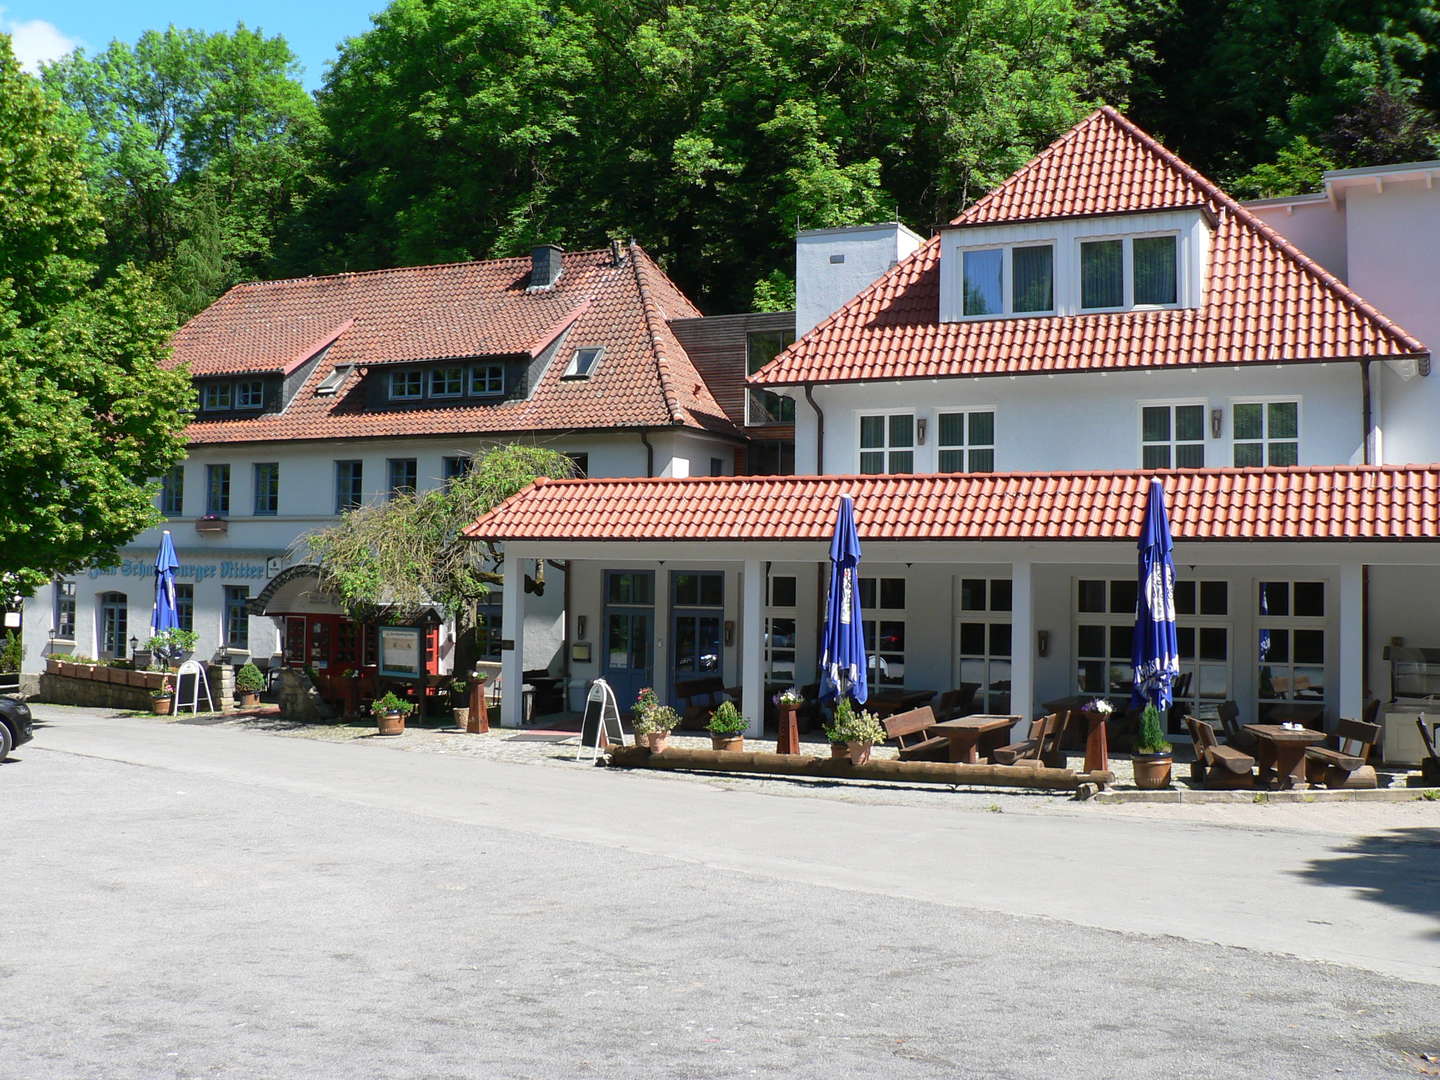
[
  {"x1": 962, "y1": 244, "x2": 1053, "y2": 317},
  {"x1": 1080, "y1": 234, "x2": 1178, "y2": 311},
  {"x1": 471, "y1": 364, "x2": 504, "y2": 396},
  {"x1": 389, "y1": 370, "x2": 424, "y2": 399},
  {"x1": 431, "y1": 367, "x2": 465, "y2": 398},
  {"x1": 202, "y1": 382, "x2": 232, "y2": 411},
  {"x1": 565, "y1": 347, "x2": 603, "y2": 379},
  {"x1": 235, "y1": 380, "x2": 264, "y2": 409}
]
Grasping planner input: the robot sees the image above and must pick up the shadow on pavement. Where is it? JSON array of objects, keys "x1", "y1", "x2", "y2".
[{"x1": 1300, "y1": 827, "x2": 1440, "y2": 936}]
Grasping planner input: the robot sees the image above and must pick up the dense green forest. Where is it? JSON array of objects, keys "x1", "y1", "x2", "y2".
[{"x1": 27, "y1": 0, "x2": 1440, "y2": 317}]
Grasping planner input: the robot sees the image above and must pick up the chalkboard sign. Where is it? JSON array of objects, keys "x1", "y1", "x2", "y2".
[{"x1": 577, "y1": 678, "x2": 625, "y2": 762}]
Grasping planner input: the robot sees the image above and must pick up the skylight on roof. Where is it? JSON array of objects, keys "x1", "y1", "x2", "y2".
[
  {"x1": 564, "y1": 346, "x2": 603, "y2": 379},
  {"x1": 315, "y1": 365, "x2": 353, "y2": 396}
]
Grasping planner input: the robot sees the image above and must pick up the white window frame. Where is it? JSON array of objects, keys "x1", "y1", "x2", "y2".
[
  {"x1": 860, "y1": 575, "x2": 907, "y2": 687},
  {"x1": 389, "y1": 369, "x2": 424, "y2": 400},
  {"x1": 234, "y1": 380, "x2": 265, "y2": 409},
  {"x1": 956, "y1": 242, "x2": 1056, "y2": 320},
  {"x1": 856, "y1": 411, "x2": 916, "y2": 475},
  {"x1": 1077, "y1": 230, "x2": 1182, "y2": 314},
  {"x1": 564, "y1": 347, "x2": 604, "y2": 379},
  {"x1": 201, "y1": 382, "x2": 232, "y2": 411},
  {"x1": 430, "y1": 367, "x2": 465, "y2": 399},
  {"x1": 1171, "y1": 579, "x2": 1233, "y2": 732},
  {"x1": 935, "y1": 408, "x2": 996, "y2": 473},
  {"x1": 1139, "y1": 399, "x2": 1207, "y2": 470},
  {"x1": 955, "y1": 576, "x2": 1012, "y2": 714},
  {"x1": 764, "y1": 573, "x2": 799, "y2": 684},
  {"x1": 471, "y1": 364, "x2": 505, "y2": 396},
  {"x1": 1231, "y1": 397, "x2": 1301, "y2": 468},
  {"x1": 53, "y1": 578, "x2": 76, "y2": 641},
  {"x1": 1256, "y1": 579, "x2": 1329, "y2": 721}
]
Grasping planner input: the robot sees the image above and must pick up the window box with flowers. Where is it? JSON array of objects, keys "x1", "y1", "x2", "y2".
[{"x1": 195, "y1": 514, "x2": 228, "y2": 535}]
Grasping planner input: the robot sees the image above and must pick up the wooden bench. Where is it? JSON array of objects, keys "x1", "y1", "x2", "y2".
[
  {"x1": 993, "y1": 713, "x2": 1066, "y2": 768},
  {"x1": 1216, "y1": 700, "x2": 1257, "y2": 752},
  {"x1": 1415, "y1": 716, "x2": 1440, "y2": 786},
  {"x1": 933, "y1": 683, "x2": 981, "y2": 721},
  {"x1": 1184, "y1": 716, "x2": 1255, "y2": 789},
  {"x1": 883, "y1": 706, "x2": 950, "y2": 762},
  {"x1": 1305, "y1": 717, "x2": 1381, "y2": 788},
  {"x1": 673, "y1": 677, "x2": 732, "y2": 727}
]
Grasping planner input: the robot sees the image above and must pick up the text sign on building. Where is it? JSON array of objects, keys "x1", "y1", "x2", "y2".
[
  {"x1": 379, "y1": 626, "x2": 423, "y2": 679},
  {"x1": 87, "y1": 559, "x2": 273, "y2": 582}
]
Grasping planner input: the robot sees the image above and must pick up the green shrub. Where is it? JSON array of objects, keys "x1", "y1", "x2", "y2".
[
  {"x1": 633, "y1": 704, "x2": 679, "y2": 736},
  {"x1": 1135, "y1": 704, "x2": 1172, "y2": 755},
  {"x1": 706, "y1": 699, "x2": 746, "y2": 735},
  {"x1": 825, "y1": 699, "x2": 887, "y2": 746},
  {"x1": 0, "y1": 630, "x2": 22, "y2": 672},
  {"x1": 234, "y1": 663, "x2": 265, "y2": 693},
  {"x1": 370, "y1": 690, "x2": 414, "y2": 717}
]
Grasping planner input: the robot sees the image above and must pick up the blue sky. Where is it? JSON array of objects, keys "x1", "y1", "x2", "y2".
[{"x1": 2, "y1": 0, "x2": 386, "y2": 89}]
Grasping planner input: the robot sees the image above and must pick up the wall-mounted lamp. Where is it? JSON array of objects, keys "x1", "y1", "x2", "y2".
[
  {"x1": 916, "y1": 417, "x2": 928, "y2": 446},
  {"x1": 576, "y1": 615, "x2": 587, "y2": 640},
  {"x1": 1037, "y1": 630, "x2": 1050, "y2": 658},
  {"x1": 724, "y1": 620, "x2": 735, "y2": 646},
  {"x1": 1210, "y1": 408, "x2": 1223, "y2": 439}
]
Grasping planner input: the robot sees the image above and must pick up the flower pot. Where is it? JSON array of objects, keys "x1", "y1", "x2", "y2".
[
  {"x1": 152, "y1": 697, "x2": 173, "y2": 716},
  {"x1": 830, "y1": 742, "x2": 848, "y2": 759},
  {"x1": 1132, "y1": 753, "x2": 1173, "y2": 790},
  {"x1": 452, "y1": 707, "x2": 470, "y2": 730},
  {"x1": 710, "y1": 734, "x2": 744, "y2": 752},
  {"x1": 846, "y1": 741, "x2": 874, "y2": 766},
  {"x1": 647, "y1": 731, "x2": 671, "y2": 752},
  {"x1": 238, "y1": 691, "x2": 260, "y2": 710},
  {"x1": 377, "y1": 711, "x2": 406, "y2": 736}
]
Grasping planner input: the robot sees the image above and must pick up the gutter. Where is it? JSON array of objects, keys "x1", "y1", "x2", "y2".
[{"x1": 804, "y1": 385, "x2": 825, "y2": 473}]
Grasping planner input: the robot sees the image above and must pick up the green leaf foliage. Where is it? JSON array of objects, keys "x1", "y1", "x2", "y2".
[
  {"x1": 1135, "y1": 704, "x2": 1172, "y2": 756},
  {"x1": 707, "y1": 699, "x2": 746, "y2": 735}
]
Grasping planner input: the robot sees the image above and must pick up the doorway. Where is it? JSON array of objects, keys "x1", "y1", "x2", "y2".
[{"x1": 601, "y1": 571, "x2": 654, "y2": 706}]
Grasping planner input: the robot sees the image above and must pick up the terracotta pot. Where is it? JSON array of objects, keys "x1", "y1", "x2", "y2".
[
  {"x1": 830, "y1": 742, "x2": 848, "y2": 759},
  {"x1": 238, "y1": 691, "x2": 260, "y2": 710},
  {"x1": 846, "y1": 741, "x2": 874, "y2": 766},
  {"x1": 648, "y1": 731, "x2": 671, "y2": 752},
  {"x1": 452, "y1": 707, "x2": 470, "y2": 730},
  {"x1": 710, "y1": 734, "x2": 744, "y2": 752},
  {"x1": 1132, "y1": 753, "x2": 1173, "y2": 790},
  {"x1": 377, "y1": 711, "x2": 406, "y2": 736},
  {"x1": 152, "y1": 697, "x2": 173, "y2": 715}
]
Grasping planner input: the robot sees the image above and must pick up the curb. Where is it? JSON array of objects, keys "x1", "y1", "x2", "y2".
[{"x1": 1095, "y1": 786, "x2": 1440, "y2": 805}]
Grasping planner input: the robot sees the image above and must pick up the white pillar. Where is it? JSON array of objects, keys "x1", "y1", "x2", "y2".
[
  {"x1": 500, "y1": 552, "x2": 525, "y2": 727},
  {"x1": 742, "y1": 558, "x2": 764, "y2": 738},
  {"x1": 1337, "y1": 561, "x2": 1365, "y2": 725},
  {"x1": 1009, "y1": 560, "x2": 1034, "y2": 735},
  {"x1": 653, "y1": 565, "x2": 670, "y2": 705}
]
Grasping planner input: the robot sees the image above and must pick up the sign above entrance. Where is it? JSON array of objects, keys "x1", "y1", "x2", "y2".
[{"x1": 87, "y1": 559, "x2": 272, "y2": 582}]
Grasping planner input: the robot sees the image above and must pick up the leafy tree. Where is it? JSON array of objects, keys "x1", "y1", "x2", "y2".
[
  {"x1": 1231, "y1": 136, "x2": 1337, "y2": 199},
  {"x1": 42, "y1": 25, "x2": 318, "y2": 317},
  {"x1": 0, "y1": 38, "x2": 191, "y2": 595}
]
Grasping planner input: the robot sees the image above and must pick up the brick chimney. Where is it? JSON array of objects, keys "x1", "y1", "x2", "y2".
[{"x1": 530, "y1": 244, "x2": 563, "y2": 289}]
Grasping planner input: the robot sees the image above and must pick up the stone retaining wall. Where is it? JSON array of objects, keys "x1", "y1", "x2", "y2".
[{"x1": 36, "y1": 660, "x2": 235, "y2": 711}]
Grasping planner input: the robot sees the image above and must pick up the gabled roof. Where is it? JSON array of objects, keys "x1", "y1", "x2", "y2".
[
  {"x1": 753, "y1": 107, "x2": 1427, "y2": 387},
  {"x1": 169, "y1": 245, "x2": 736, "y2": 445},
  {"x1": 463, "y1": 466, "x2": 1440, "y2": 543}
]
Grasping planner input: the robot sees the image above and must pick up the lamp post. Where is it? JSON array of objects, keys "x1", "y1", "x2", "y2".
[{"x1": 129, "y1": 635, "x2": 138, "y2": 660}]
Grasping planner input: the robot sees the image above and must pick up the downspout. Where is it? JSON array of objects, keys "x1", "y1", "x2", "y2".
[
  {"x1": 1360, "y1": 360, "x2": 1374, "y2": 465},
  {"x1": 803, "y1": 384, "x2": 824, "y2": 474},
  {"x1": 639, "y1": 430, "x2": 654, "y2": 477},
  {"x1": 1360, "y1": 359, "x2": 1373, "y2": 706}
]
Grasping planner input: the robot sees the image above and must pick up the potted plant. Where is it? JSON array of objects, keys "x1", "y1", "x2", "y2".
[
  {"x1": 633, "y1": 704, "x2": 680, "y2": 752},
  {"x1": 774, "y1": 686, "x2": 804, "y2": 754},
  {"x1": 371, "y1": 690, "x2": 414, "y2": 736},
  {"x1": 150, "y1": 683, "x2": 175, "y2": 715},
  {"x1": 450, "y1": 678, "x2": 469, "y2": 730},
  {"x1": 148, "y1": 628, "x2": 198, "y2": 667},
  {"x1": 1132, "y1": 703, "x2": 1173, "y2": 789},
  {"x1": 825, "y1": 699, "x2": 888, "y2": 765},
  {"x1": 630, "y1": 687, "x2": 660, "y2": 747},
  {"x1": 234, "y1": 663, "x2": 265, "y2": 709},
  {"x1": 706, "y1": 700, "x2": 746, "y2": 751}
]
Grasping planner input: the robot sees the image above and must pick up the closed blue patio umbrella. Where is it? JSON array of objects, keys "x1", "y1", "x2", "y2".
[
  {"x1": 151, "y1": 529, "x2": 181, "y2": 637},
  {"x1": 1131, "y1": 479, "x2": 1180, "y2": 711},
  {"x1": 820, "y1": 494, "x2": 868, "y2": 705}
]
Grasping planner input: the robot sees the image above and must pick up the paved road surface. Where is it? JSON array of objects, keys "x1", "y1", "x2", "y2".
[{"x1": 4, "y1": 708, "x2": 1438, "y2": 1078}]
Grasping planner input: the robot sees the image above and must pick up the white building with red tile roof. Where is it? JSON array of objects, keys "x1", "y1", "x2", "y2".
[{"x1": 468, "y1": 108, "x2": 1440, "y2": 755}]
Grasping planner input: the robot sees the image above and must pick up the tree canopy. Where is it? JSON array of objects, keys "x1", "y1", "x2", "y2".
[{"x1": 0, "y1": 37, "x2": 191, "y2": 595}]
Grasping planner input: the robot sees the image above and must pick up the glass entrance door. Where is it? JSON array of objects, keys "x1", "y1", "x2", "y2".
[
  {"x1": 602, "y1": 571, "x2": 654, "y2": 706},
  {"x1": 671, "y1": 572, "x2": 724, "y2": 691}
]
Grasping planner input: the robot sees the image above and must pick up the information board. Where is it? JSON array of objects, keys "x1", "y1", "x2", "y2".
[
  {"x1": 379, "y1": 625, "x2": 423, "y2": 679},
  {"x1": 577, "y1": 678, "x2": 626, "y2": 762}
]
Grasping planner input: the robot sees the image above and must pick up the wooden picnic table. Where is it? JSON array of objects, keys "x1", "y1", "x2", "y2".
[
  {"x1": 865, "y1": 688, "x2": 936, "y2": 718},
  {"x1": 1245, "y1": 723, "x2": 1328, "y2": 788},
  {"x1": 929, "y1": 714, "x2": 1020, "y2": 763}
]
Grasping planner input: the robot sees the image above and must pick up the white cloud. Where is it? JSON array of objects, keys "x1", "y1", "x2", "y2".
[{"x1": 1, "y1": 9, "x2": 83, "y2": 72}]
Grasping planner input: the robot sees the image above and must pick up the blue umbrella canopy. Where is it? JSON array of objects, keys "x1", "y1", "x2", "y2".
[
  {"x1": 151, "y1": 529, "x2": 181, "y2": 636},
  {"x1": 1131, "y1": 479, "x2": 1180, "y2": 711},
  {"x1": 820, "y1": 495, "x2": 868, "y2": 704}
]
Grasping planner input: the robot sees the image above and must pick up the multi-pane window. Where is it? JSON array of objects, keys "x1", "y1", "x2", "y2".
[
  {"x1": 1233, "y1": 401, "x2": 1299, "y2": 467},
  {"x1": 53, "y1": 579, "x2": 76, "y2": 640},
  {"x1": 1133, "y1": 236, "x2": 1179, "y2": 305},
  {"x1": 205, "y1": 464, "x2": 230, "y2": 515},
  {"x1": 99, "y1": 592, "x2": 128, "y2": 658},
  {"x1": 175, "y1": 584, "x2": 194, "y2": 633},
  {"x1": 477, "y1": 604, "x2": 502, "y2": 660},
  {"x1": 746, "y1": 330, "x2": 796, "y2": 424},
  {"x1": 160, "y1": 466, "x2": 184, "y2": 516},
  {"x1": 859, "y1": 576, "x2": 906, "y2": 686},
  {"x1": 441, "y1": 455, "x2": 473, "y2": 488},
  {"x1": 937, "y1": 411, "x2": 996, "y2": 473},
  {"x1": 387, "y1": 458, "x2": 418, "y2": 497},
  {"x1": 962, "y1": 245, "x2": 1054, "y2": 318},
  {"x1": 335, "y1": 460, "x2": 363, "y2": 512},
  {"x1": 253, "y1": 463, "x2": 279, "y2": 515},
  {"x1": 389, "y1": 370, "x2": 424, "y2": 400},
  {"x1": 1141, "y1": 404, "x2": 1205, "y2": 469},
  {"x1": 201, "y1": 382, "x2": 232, "y2": 411},
  {"x1": 765, "y1": 574, "x2": 798, "y2": 683},
  {"x1": 1075, "y1": 578, "x2": 1138, "y2": 707},
  {"x1": 430, "y1": 367, "x2": 465, "y2": 398},
  {"x1": 1081, "y1": 234, "x2": 1178, "y2": 310},
  {"x1": 235, "y1": 380, "x2": 265, "y2": 409},
  {"x1": 859, "y1": 414, "x2": 915, "y2": 474},
  {"x1": 472, "y1": 364, "x2": 506, "y2": 395},
  {"x1": 957, "y1": 577, "x2": 1012, "y2": 713},
  {"x1": 1257, "y1": 580, "x2": 1326, "y2": 724},
  {"x1": 223, "y1": 587, "x2": 250, "y2": 651}
]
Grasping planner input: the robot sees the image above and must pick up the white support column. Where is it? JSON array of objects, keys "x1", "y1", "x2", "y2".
[
  {"x1": 1337, "y1": 561, "x2": 1365, "y2": 724},
  {"x1": 1010, "y1": 560, "x2": 1034, "y2": 735},
  {"x1": 742, "y1": 558, "x2": 764, "y2": 738},
  {"x1": 653, "y1": 565, "x2": 670, "y2": 705},
  {"x1": 500, "y1": 553, "x2": 525, "y2": 727}
]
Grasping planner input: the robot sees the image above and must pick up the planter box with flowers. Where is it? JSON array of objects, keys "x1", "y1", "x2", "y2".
[
  {"x1": 195, "y1": 514, "x2": 228, "y2": 535},
  {"x1": 824, "y1": 696, "x2": 888, "y2": 765}
]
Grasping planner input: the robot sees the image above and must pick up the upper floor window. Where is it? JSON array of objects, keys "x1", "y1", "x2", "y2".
[
  {"x1": 53, "y1": 579, "x2": 76, "y2": 640},
  {"x1": 387, "y1": 458, "x2": 417, "y2": 498},
  {"x1": 335, "y1": 460, "x2": 363, "y2": 512},
  {"x1": 1081, "y1": 234, "x2": 1178, "y2": 311},
  {"x1": 747, "y1": 330, "x2": 796, "y2": 424},
  {"x1": 859, "y1": 413, "x2": 914, "y2": 474},
  {"x1": 160, "y1": 466, "x2": 184, "y2": 516},
  {"x1": 253, "y1": 463, "x2": 279, "y2": 516},
  {"x1": 1142, "y1": 403, "x2": 1204, "y2": 469},
  {"x1": 205, "y1": 463, "x2": 231, "y2": 515},
  {"x1": 201, "y1": 382, "x2": 232, "y2": 411},
  {"x1": 564, "y1": 347, "x2": 603, "y2": 379},
  {"x1": 235, "y1": 380, "x2": 265, "y2": 409},
  {"x1": 389, "y1": 370, "x2": 424, "y2": 400},
  {"x1": 962, "y1": 244, "x2": 1053, "y2": 317},
  {"x1": 1233, "y1": 401, "x2": 1298, "y2": 467},
  {"x1": 471, "y1": 364, "x2": 504, "y2": 396},
  {"x1": 441, "y1": 455, "x2": 473, "y2": 487},
  {"x1": 199, "y1": 378, "x2": 268, "y2": 412},
  {"x1": 937, "y1": 410, "x2": 995, "y2": 473},
  {"x1": 430, "y1": 367, "x2": 465, "y2": 398},
  {"x1": 564, "y1": 452, "x2": 589, "y2": 478}
]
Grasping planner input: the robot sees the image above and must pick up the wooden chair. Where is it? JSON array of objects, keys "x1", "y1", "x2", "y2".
[
  {"x1": 1165, "y1": 672, "x2": 1193, "y2": 733},
  {"x1": 1217, "y1": 700, "x2": 1256, "y2": 752},
  {"x1": 883, "y1": 706, "x2": 949, "y2": 762},
  {"x1": 993, "y1": 714, "x2": 1055, "y2": 766},
  {"x1": 1184, "y1": 716, "x2": 1255, "y2": 789},
  {"x1": 673, "y1": 676, "x2": 730, "y2": 728},
  {"x1": 1305, "y1": 718, "x2": 1381, "y2": 788},
  {"x1": 1414, "y1": 716, "x2": 1440, "y2": 786},
  {"x1": 934, "y1": 683, "x2": 981, "y2": 721}
]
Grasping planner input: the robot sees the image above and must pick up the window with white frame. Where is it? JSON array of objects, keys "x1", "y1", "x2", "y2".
[
  {"x1": 388, "y1": 370, "x2": 424, "y2": 400},
  {"x1": 235, "y1": 380, "x2": 265, "y2": 409},
  {"x1": 1141, "y1": 403, "x2": 1205, "y2": 469},
  {"x1": 937, "y1": 411, "x2": 995, "y2": 473},
  {"x1": 223, "y1": 586, "x2": 250, "y2": 651},
  {"x1": 858, "y1": 413, "x2": 915, "y2": 474},
  {"x1": 1074, "y1": 578, "x2": 1138, "y2": 708},
  {"x1": 961, "y1": 244, "x2": 1053, "y2": 317},
  {"x1": 430, "y1": 367, "x2": 465, "y2": 398},
  {"x1": 956, "y1": 577, "x2": 1012, "y2": 713},
  {"x1": 53, "y1": 579, "x2": 76, "y2": 640},
  {"x1": 765, "y1": 574, "x2": 798, "y2": 683},
  {"x1": 471, "y1": 364, "x2": 505, "y2": 396},
  {"x1": 859, "y1": 576, "x2": 905, "y2": 686},
  {"x1": 1233, "y1": 401, "x2": 1299, "y2": 467},
  {"x1": 1080, "y1": 233, "x2": 1178, "y2": 310},
  {"x1": 564, "y1": 347, "x2": 603, "y2": 379},
  {"x1": 1257, "y1": 580, "x2": 1326, "y2": 724},
  {"x1": 201, "y1": 382, "x2": 233, "y2": 411}
]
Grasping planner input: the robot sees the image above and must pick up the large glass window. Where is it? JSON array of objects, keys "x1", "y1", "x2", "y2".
[
  {"x1": 253, "y1": 463, "x2": 279, "y2": 516},
  {"x1": 747, "y1": 329, "x2": 796, "y2": 424},
  {"x1": 1257, "y1": 580, "x2": 1326, "y2": 724},
  {"x1": 99, "y1": 592, "x2": 128, "y2": 658},
  {"x1": 962, "y1": 249, "x2": 1003, "y2": 316},
  {"x1": 859, "y1": 413, "x2": 915, "y2": 474},
  {"x1": 1133, "y1": 236, "x2": 1178, "y2": 305},
  {"x1": 205, "y1": 464, "x2": 230, "y2": 515},
  {"x1": 1082, "y1": 234, "x2": 1179, "y2": 310},
  {"x1": 160, "y1": 466, "x2": 184, "y2": 516},
  {"x1": 1011, "y1": 245, "x2": 1053, "y2": 313},
  {"x1": 1080, "y1": 239, "x2": 1124, "y2": 309},
  {"x1": 859, "y1": 576, "x2": 906, "y2": 686},
  {"x1": 53, "y1": 579, "x2": 76, "y2": 640},
  {"x1": 1142, "y1": 404, "x2": 1205, "y2": 469},
  {"x1": 937, "y1": 411, "x2": 996, "y2": 473},
  {"x1": 1233, "y1": 401, "x2": 1299, "y2": 467},
  {"x1": 957, "y1": 577, "x2": 1012, "y2": 713},
  {"x1": 223, "y1": 587, "x2": 250, "y2": 651},
  {"x1": 335, "y1": 460, "x2": 363, "y2": 512},
  {"x1": 765, "y1": 574, "x2": 798, "y2": 684}
]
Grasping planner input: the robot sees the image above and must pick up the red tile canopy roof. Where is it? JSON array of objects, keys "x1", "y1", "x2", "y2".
[
  {"x1": 752, "y1": 107, "x2": 1427, "y2": 387},
  {"x1": 170, "y1": 244, "x2": 735, "y2": 445},
  {"x1": 464, "y1": 466, "x2": 1440, "y2": 543}
]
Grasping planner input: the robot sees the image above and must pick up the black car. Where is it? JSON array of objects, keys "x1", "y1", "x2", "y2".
[{"x1": 0, "y1": 696, "x2": 33, "y2": 760}]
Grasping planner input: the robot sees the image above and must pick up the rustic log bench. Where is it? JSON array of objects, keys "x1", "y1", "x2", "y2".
[
  {"x1": 883, "y1": 706, "x2": 949, "y2": 762},
  {"x1": 1305, "y1": 718, "x2": 1381, "y2": 789},
  {"x1": 1184, "y1": 716, "x2": 1255, "y2": 789}
]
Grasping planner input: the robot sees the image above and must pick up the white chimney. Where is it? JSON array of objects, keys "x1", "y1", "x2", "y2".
[{"x1": 794, "y1": 222, "x2": 924, "y2": 338}]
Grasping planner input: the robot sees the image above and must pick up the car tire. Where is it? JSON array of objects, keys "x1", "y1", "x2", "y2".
[{"x1": 0, "y1": 721, "x2": 11, "y2": 762}]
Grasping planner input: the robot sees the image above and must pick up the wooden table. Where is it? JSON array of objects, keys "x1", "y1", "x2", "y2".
[
  {"x1": 865, "y1": 689, "x2": 936, "y2": 718},
  {"x1": 1245, "y1": 724, "x2": 1328, "y2": 788},
  {"x1": 930, "y1": 715, "x2": 1020, "y2": 763}
]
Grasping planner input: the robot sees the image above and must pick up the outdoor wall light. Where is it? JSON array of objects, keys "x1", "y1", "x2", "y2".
[
  {"x1": 1037, "y1": 630, "x2": 1050, "y2": 658},
  {"x1": 577, "y1": 615, "x2": 587, "y2": 640},
  {"x1": 129, "y1": 635, "x2": 139, "y2": 657},
  {"x1": 724, "y1": 620, "x2": 735, "y2": 646},
  {"x1": 1210, "y1": 408, "x2": 1223, "y2": 438},
  {"x1": 916, "y1": 418, "x2": 928, "y2": 445}
]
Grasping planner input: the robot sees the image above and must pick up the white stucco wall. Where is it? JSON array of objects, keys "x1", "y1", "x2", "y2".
[
  {"x1": 1246, "y1": 197, "x2": 1347, "y2": 278},
  {"x1": 795, "y1": 223, "x2": 924, "y2": 339}
]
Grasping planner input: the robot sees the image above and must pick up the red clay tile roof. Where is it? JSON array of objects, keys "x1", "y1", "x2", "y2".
[
  {"x1": 464, "y1": 466, "x2": 1440, "y2": 543},
  {"x1": 753, "y1": 107, "x2": 1426, "y2": 387},
  {"x1": 169, "y1": 245, "x2": 737, "y2": 445}
]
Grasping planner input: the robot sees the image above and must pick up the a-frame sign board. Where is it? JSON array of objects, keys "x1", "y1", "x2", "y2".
[{"x1": 576, "y1": 678, "x2": 626, "y2": 762}]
